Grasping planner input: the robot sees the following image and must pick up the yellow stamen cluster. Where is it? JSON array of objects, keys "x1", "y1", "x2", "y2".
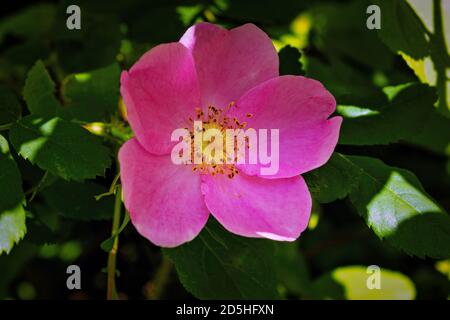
[{"x1": 186, "y1": 102, "x2": 253, "y2": 178}]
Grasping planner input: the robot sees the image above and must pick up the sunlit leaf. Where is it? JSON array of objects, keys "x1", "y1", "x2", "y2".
[
  {"x1": 435, "y1": 259, "x2": 450, "y2": 280},
  {"x1": 9, "y1": 115, "x2": 111, "y2": 181},
  {"x1": 272, "y1": 13, "x2": 311, "y2": 51},
  {"x1": 401, "y1": 0, "x2": 450, "y2": 115},
  {"x1": 312, "y1": 266, "x2": 416, "y2": 300},
  {"x1": 345, "y1": 155, "x2": 450, "y2": 258},
  {"x1": 374, "y1": 0, "x2": 429, "y2": 59},
  {"x1": 0, "y1": 135, "x2": 26, "y2": 255}
]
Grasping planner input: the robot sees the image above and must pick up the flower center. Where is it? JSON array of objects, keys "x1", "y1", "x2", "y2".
[{"x1": 185, "y1": 102, "x2": 253, "y2": 178}]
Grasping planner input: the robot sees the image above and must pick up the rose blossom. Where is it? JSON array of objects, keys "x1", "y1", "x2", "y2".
[{"x1": 119, "y1": 22, "x2": 342, "y2": 247}]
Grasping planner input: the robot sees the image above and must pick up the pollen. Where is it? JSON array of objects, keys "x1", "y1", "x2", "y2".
[{"x1": 185, "y1": 101, "x2": 248, "y2": 178}]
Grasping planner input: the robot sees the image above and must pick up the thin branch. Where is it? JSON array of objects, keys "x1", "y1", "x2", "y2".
[
  {"x1": 0, "y1": 123, "x2": 13, "y2": 131},
  {"x1": 27, "y1": 171, "x2": 49, "y2": 202},
  {"x1": 106, "y1": 185, "x2": 122, "y2": 300},
  {"x1": 95, "y1": 172, "x2": 120, "y2": 200}
]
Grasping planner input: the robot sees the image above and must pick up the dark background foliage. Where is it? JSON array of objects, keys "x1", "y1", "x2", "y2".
[{"x1": 0, "y1": 0, "x2": 449, "y2": 300}]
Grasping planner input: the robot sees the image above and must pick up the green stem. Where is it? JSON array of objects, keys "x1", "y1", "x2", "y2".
[
  {"x1": 95, "y1": 172, "x2": 121, "y2": 200},
  {"x1": 27, "y1": 171, "x2": 49, "y2": 202},
  {"x1": 107, "y1": 185, "x2": 122, "y2": 300},
  {"x1": 109, "y1": 126, "x2": 133, "y2": 143},
  {"x1": 0, "y1": 123, "x2": 13, "y2": 131},
  {"x1": 432, "y1": 0, "x2": 450, "y2": 115}
]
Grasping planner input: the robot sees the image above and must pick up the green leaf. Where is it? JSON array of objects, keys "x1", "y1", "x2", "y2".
[
  {"x1": 374, "y1": 0, "x2": 429, "y2": 59},
  {"x1": 345, "y1": 155, "x2": 450, "y2": 258},
  {"x1": 304, "y1": 153, "x2": 361, "y2": 203},
  {"x1": 405, "y1": 109, "x2": 450, "y2": 155},
  {"x1": 311, "y1": 266, "x2": 416, "y2": 300},
  {"x1": 310, "y1": 1, "x2": 394, "y2": 71},
  {"x1": 274, "y1": 242, "x2": 311, "y2": 297},
  {"x1": 0, "y1": 135, "x2": 26, "y2": 255},
  {"x1": 9, "y1": 115, "x2": 111, "y2": 181},
  {"x1": 304, "y1": 55, "x2": 382, "y2": 98},
  {"x1": 164, "y1": 218, "x2": 279, "y2": 299},
  {"x1": 32, "y1": 203, "x2": 60, "y2": 232},
  {"x1": 338, "y1": 83, "x2": 437, "y2": 145},
  {"x1": 42, "y1": 180, "x2": 114, "y2": 220},
  {"x1": 0, "y1": 86, "x2": 22, "y2": 126},
  {"x1": 400, "y1": 0, "x2": 450, "y2": 114},
  {"x1": 23, "y1": 60, "x2": 60, "y2": 117},
  {"x1": 61, "y1": 63, "x2": 121, "y2": 122},
  {"x1": 278, "y1": 45, "x2": 304, "y2": 76},
  {"x1": 0, "y1": 39, "x2": 51, "y2": 70},
  {"x1": 0, "y1": 4, "x2": 56, "y2": 44}
]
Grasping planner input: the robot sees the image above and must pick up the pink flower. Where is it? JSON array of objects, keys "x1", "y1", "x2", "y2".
[{"x1": 119, "y1": 22, "x2": 342, "y2": 247}]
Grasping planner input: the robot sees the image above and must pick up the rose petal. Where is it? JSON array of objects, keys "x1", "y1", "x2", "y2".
[
  {"x1": 229, "y1": 75, "x2": 342, "y2": 178},
  {"x1": 119, "y1": 138, "x2": 209, "y2": 247},
  {"x1": 180, "y1": 22, "x2": 278, "y2": 109},
  {"x1": 121, "y1": 42, "x2": 201, "y2": 155},
  {"x1": 201, "y1": 173, "x2": 311, "y2": 241}
]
